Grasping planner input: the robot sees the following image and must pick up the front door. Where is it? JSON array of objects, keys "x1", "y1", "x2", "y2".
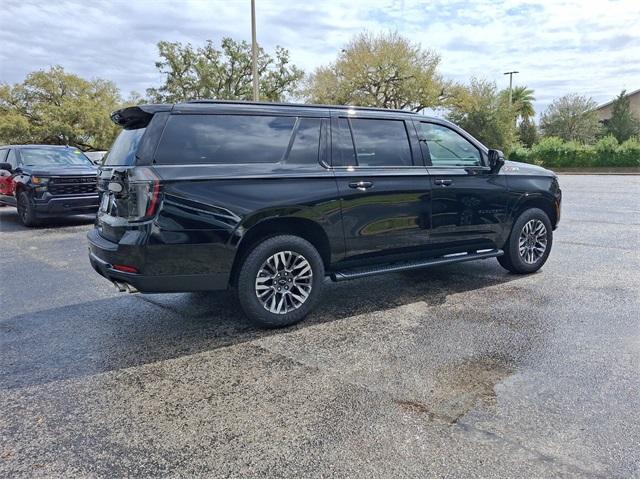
[
  {"x1": 332, "y1": 114, "x2": 432, "y2": 260},
  {"x1": 416, "y1": 121, "x2": 509, "y2": 251}
]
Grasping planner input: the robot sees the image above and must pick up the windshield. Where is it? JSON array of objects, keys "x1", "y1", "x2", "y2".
[
  {"x1": 20, "y1": 148, "x2": 93, "y2": 167},
  {"x1": 104, "y1": 128, "x2": 146, "y2": 166}
]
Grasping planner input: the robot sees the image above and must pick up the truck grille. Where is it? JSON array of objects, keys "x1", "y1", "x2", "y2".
[{"x1": 49, "y1": 176, "x2": 98, "y2": 196}]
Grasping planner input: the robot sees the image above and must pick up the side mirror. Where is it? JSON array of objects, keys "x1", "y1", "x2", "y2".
[
  {"x1": 488, "y1": 149, "x2": 505, "y2": 171},
  {"x1": 0, "y1": 162, "x2": 12, "y2": 172}
]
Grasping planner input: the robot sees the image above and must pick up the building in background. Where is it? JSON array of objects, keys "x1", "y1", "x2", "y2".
[{"x1": 594, "y1": 88, "x2": 640, "y2": 123}]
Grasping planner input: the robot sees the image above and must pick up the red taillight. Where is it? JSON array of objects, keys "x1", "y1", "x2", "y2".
[
  {"x1": 145, "y1": 180, "x2": 160, "y2": 217},
  {"x1": 125, "y1": 170, "x2": 161, "y2": 221},
  {"x1": 112, "y1": 264, "x2": 139, "y2": 274}
]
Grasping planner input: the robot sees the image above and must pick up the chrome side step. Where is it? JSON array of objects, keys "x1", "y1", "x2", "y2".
[{"x1": 330, "y1": 249, "x2": 503, "y2": 282}]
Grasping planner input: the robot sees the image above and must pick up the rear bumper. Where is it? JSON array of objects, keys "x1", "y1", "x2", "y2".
[
  {"x1": 34, "y1": 195, "x2": 99, "y2": 216},
  {"x1": 87, "y1": 229, "x2": 229, "y2": 293}
]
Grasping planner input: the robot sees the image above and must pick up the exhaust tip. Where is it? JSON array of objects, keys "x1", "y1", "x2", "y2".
[{"x1": 113, "y1": 281, "x2": 138, "y2": 293}]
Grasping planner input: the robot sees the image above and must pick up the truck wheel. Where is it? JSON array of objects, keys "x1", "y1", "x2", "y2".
[
  {"x1": 17, "y1": 191, "x2": 38, "y2": 227},
  {"x1": 237, "y1": 235, "x2": 325, "y2": 328},
  {"x1": 498, "y1": 208, "x2": 552, "y2": 274}
]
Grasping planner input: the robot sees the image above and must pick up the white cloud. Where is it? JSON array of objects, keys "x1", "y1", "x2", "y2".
[{"x1": 1, "y1": 0, "x2": 638, "y2": 116}]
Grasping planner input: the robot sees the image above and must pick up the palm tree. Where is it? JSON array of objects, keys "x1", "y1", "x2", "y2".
[{"x1": 510, "y1": 86, "x2": 535, "y2": 121}]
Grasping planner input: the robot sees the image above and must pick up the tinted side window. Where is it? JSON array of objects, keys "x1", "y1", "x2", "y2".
[
  {"x1": 417, "y1": 123, "x2": 481, "y2": 167},
  {"x1": 155, "y1": 114, "x2": 296, "y2": 165},
  {"x1": 334, "y1": 117, "x2": 356, "y2": 167},
  {"x1": 349, "y1": 118, "x2": 413, "y2": 167},
  {"x1": 285, "y1": 118, "x2": 321, "y2": 164},
  {"x1": 0, "y1": 149, "x2": 8, "y2": 162}
]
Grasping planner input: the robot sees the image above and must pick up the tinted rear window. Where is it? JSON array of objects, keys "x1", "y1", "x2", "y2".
[
  {"x1": 287, "y1": 118, "x2": 322, "y2": 164},
  {"x1": 349, "y1": 118, "x2": 413, "y2": 167},
  {"x1": 104, "y1": 128, "x2": 146, "y2": 166},
  {"x1": 155, "y1": 114, "x2": 298, "y2": 165}
]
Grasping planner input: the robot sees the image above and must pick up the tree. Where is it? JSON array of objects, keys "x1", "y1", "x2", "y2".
[
  {"x1": 304, "y1": 32, "x2": 448, "y2": 111},
  {"x1": 0, "y1": 66, "x2": 121, "y2": 150},
  {"x1": 518, "y1": 118, "x2": 538, "y2": 148},
  {"x1": 500, "y1": 85, "x2": 535, "y2": 121},
  {"x1": 446, "y1": 78, "x2": 517, "y2": 152},
  {"x1": 146, "y1": 38, "x2": 304, "y2": 103},
  {"x1": 604, "y1": 90, "x2": 640, "y2": 142},
  {"x1": 540, "y1": 94, "x2": 601, "y2": 143},
  {"x1": 511, "y1": 86, "x2": 535, "y2": 120}
]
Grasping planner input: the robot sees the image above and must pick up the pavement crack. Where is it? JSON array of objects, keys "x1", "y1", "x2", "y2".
[{"x1": 454, "y1": 420, "x2": 608, "y2": 479}]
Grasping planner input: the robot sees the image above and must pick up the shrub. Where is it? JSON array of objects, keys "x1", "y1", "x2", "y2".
[
  {"x1": 531, "y1": 137, "x2": 568, "y2": 167},
  {"x1": 616, "y1": 138, "x2": 640, "y2": 167},
  {"x1": 509, "y1": 146, "x2": 535, "y2": 164},
  {"x1": 594, "y1": 135, "x2": 619, "y2": 167},
  {"x1": 508, "y1": 135, "x2": 639, "y2": 168}
]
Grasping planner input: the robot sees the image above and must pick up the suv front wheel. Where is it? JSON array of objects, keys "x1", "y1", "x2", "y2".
[
  {"x1": 236, "y1": 235, "x2": 325, "y2": 328},
  {"x1": 498, "y1": 208, "x2": 553, "y2": 274},
  {"x1": 17, "y1": 191, "x2": 38, "y2": 227}
]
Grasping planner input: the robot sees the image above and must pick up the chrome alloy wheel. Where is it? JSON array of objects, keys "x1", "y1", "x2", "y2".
[
  {"x1": 518, "y1": 219, "x2": 548, "y2": 264},
  {"x1": 255, "y1": 250, "x2": 313, "y2": 314}
]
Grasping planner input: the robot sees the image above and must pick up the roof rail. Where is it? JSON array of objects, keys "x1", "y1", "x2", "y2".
[{"x1": 184, "y1": 99, "x2": 416, "y2": 114}]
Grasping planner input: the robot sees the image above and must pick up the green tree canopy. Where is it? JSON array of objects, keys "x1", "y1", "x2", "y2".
[
  {"x1": 604, "y1": 90, "x2": 640, "y2": 142},
  {"x1": 304, "y1": 32, "x2": 448, "y2": 111},
  {"x1": 517, "y1": 117, "x2": 538, "y2": 148},
  {"x1": 0, "y1": 66, "x2": 121, "y2": 150},
  {"x1": 446, "y1": 78, "x2": 517, "y2": 152},
  {"x1": 540, "y1": 94, "x2": 601, "y2": 143},
  {"x1": 146, "y1": 38, "x2": 304, "y2": 103},
  {"x1": 500, "y1": 85, "x2": 535, "y2": 121}
]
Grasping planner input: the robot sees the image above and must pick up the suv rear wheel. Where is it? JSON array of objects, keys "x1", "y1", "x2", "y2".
[
  {"x1": 237, "y1": 235, "x2": 325, "y2": 328},
  {"x1": 498, "y1": 208, "x2": 552, "y2": 274},
  {"x1": 17, "y1": 191, "x2": 38, "y2": 227}
]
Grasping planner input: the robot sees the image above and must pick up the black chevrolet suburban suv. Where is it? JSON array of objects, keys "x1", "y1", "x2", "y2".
[
  {"x1": 0, "y1": 145, "x2": 99, "y2": 226},
  {"x1": 88, "y1": 101, "x2": 561, "y2": 328}
]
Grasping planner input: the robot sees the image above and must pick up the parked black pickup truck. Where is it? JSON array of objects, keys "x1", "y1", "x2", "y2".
[
  {"x1": 0, "y1": 145, "x2": 99, "y2": 226},
  {"x1": 88, "y1": 101, "x2": 561, "y2": 328}
]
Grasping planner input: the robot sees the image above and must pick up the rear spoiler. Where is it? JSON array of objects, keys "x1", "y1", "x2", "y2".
[{"x1": 110, "y1": 104, "x2": 173, "y2": 129}]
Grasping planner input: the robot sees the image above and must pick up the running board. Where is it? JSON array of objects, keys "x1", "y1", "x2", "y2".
[{"x1": 330, "y1": 249, "x2": 503, "y2": 282}]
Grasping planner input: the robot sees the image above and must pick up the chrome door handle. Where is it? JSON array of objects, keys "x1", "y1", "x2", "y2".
[
  {"x1": 434, "y1": 179, "x2": 453, "y2": 186},
  {"x1": 349, "y1": 181, "x2": 373, "y2": 190}
]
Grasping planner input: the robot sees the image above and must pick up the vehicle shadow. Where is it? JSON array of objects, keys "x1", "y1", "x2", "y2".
[
  {"x1": 0, "y1": 261, "x2": 520, "y2": 390},
  {"x1": 0, "y1": 207, "x2": 94, "y2": 232}
]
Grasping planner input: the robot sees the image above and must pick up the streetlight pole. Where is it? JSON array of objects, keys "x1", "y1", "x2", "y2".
[
  {"x1": 251, "y1": 0, "x2": 259, "y2": 101},
  {"x1": 503, "y1": 71, "x2": 519, "y2": 105}
]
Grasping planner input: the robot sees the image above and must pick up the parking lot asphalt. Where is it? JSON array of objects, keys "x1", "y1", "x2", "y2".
[{"x1": 1, "y1": 175, "x2": 639, "y2": 478}]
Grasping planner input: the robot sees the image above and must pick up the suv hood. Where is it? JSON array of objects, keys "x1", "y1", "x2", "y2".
[
  {"x1": 501, "y1": 160, "x2": 556, "y2": 177},
  {"x1": 23, "y1": 165, "x2": 98, "y2": 177}
]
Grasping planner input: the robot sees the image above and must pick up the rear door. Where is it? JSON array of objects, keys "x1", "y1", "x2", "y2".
[
  {"x1": 416, "y1": 121, "x2": 509, "y2": 251},
  {"x1": 332, "y1": 112, "x2": 432, "y2": 260}
]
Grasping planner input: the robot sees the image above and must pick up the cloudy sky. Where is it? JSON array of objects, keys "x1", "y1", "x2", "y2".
[{"x1": 1, "y1": 0, "x2": 639, "y2": 116}]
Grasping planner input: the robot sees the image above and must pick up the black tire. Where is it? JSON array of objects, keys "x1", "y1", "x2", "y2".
[
  {"x1": 17, "y1": 191, "x2": 38, "y2": 227},
  {"x1": 498, "y1": 208, "x2": 553, "y2": 274},
  {"x1": 237, "y1": 235, "x2": 325, "y2": 328}
]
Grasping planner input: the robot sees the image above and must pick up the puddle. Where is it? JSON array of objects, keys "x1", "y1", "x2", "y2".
[{"x1": 394, "y1": 355, "x2": 515, "y2": 424}]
